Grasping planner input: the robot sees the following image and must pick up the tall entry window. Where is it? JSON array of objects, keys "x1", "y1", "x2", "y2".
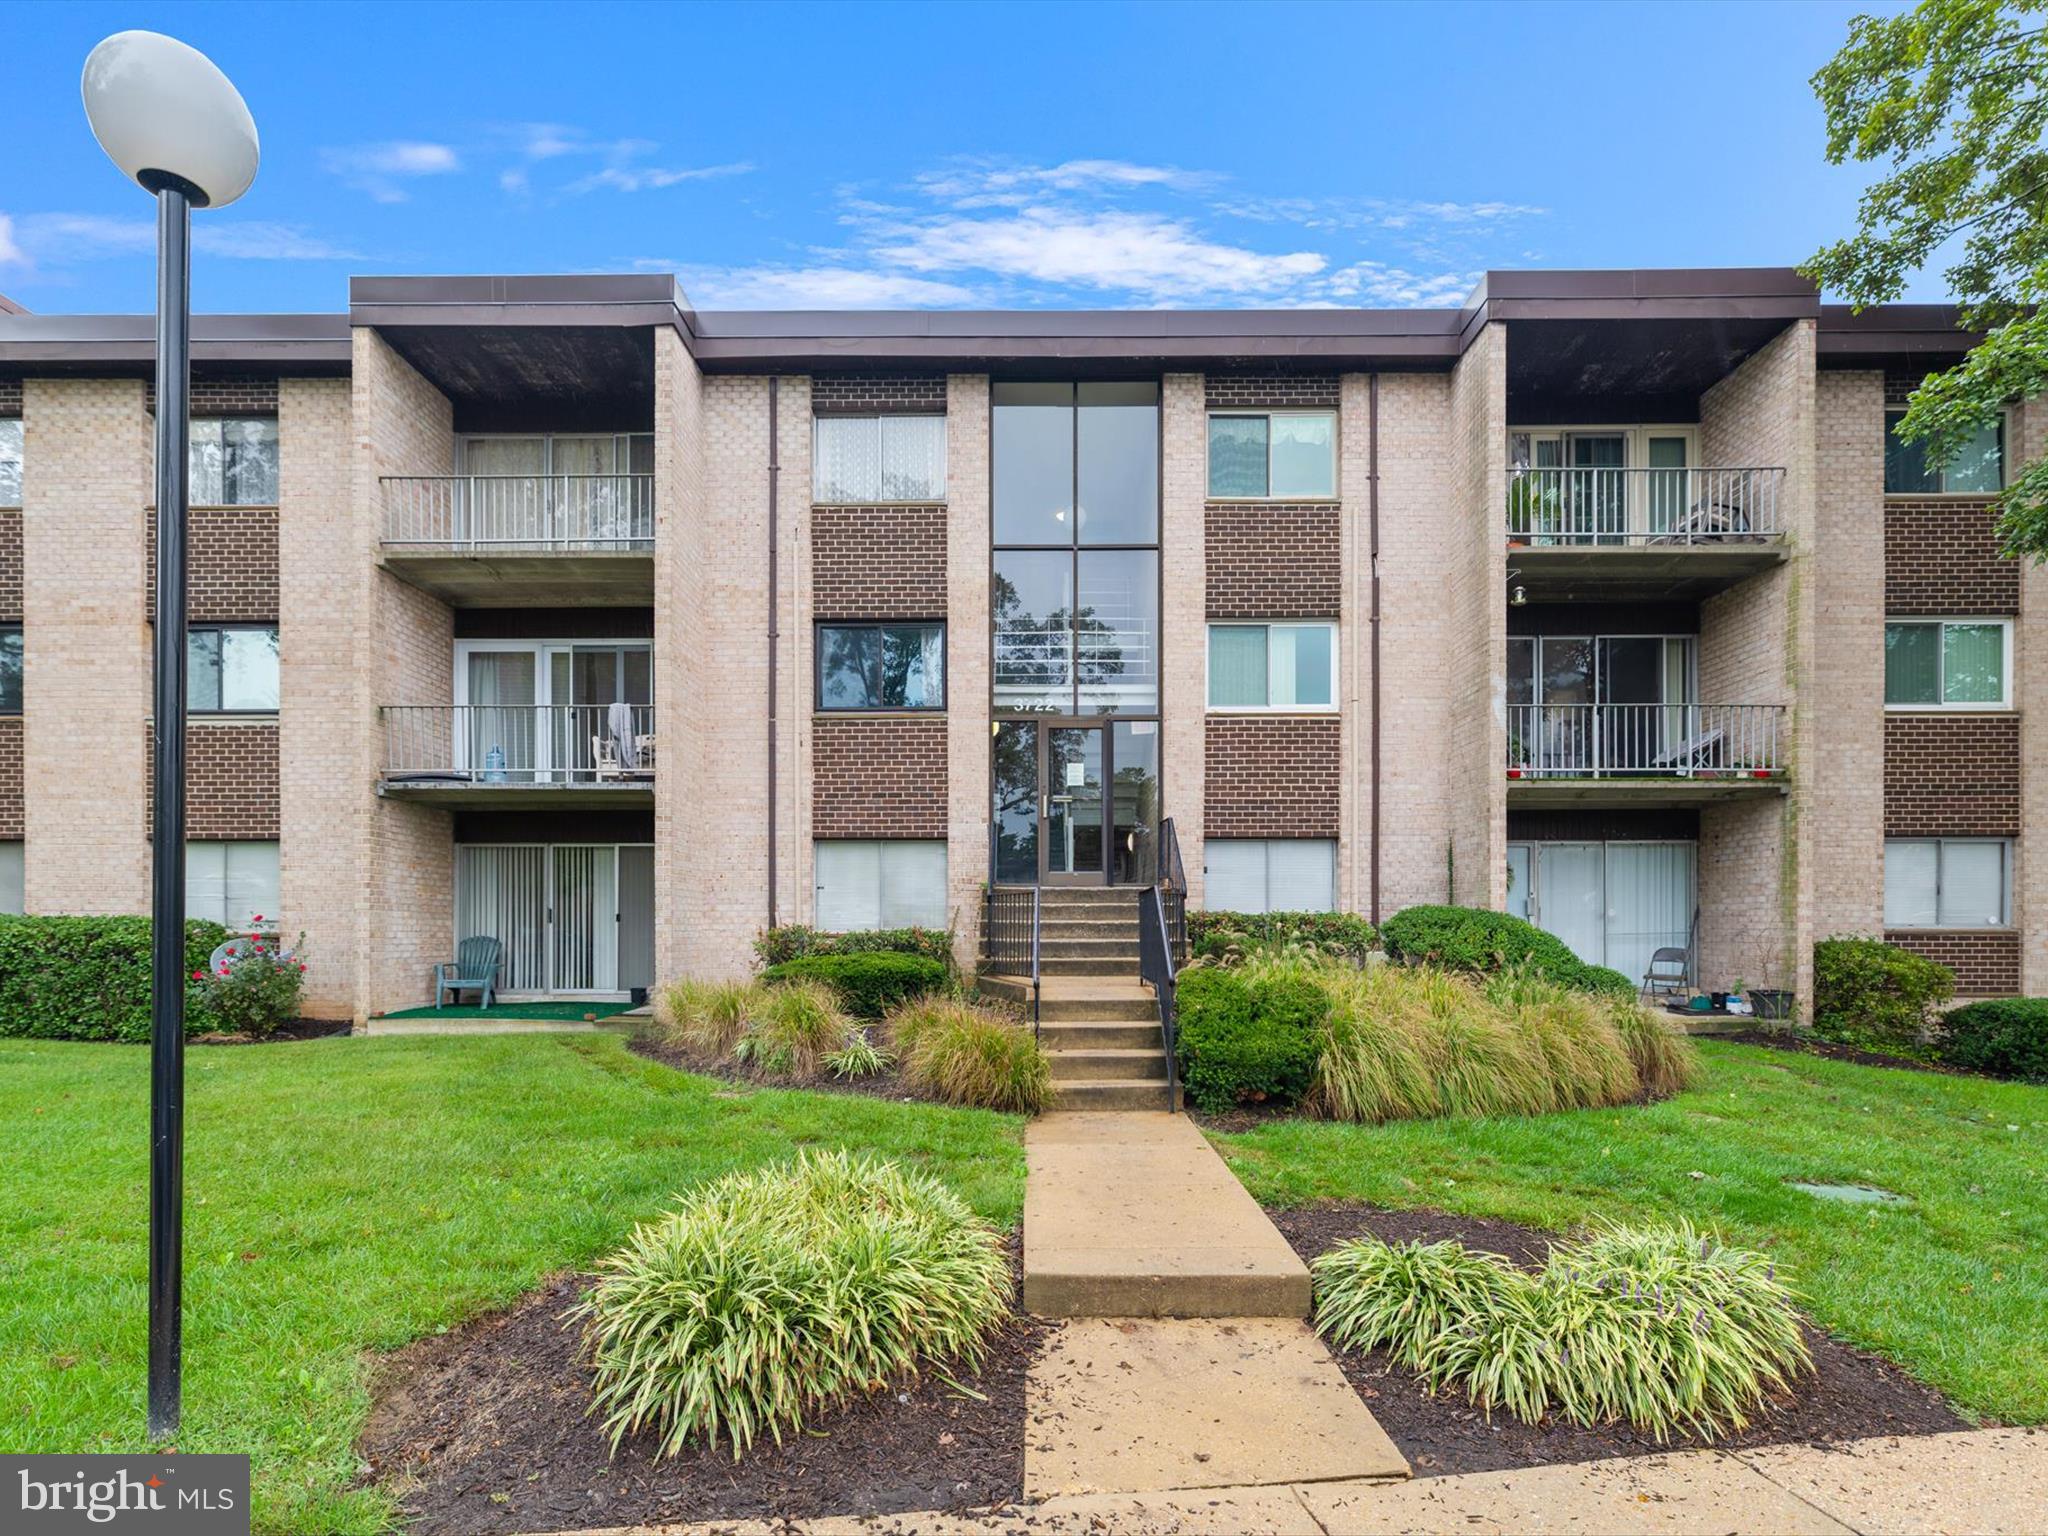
[{"x1": 992, "y1": 381, "x2": 1162, "y2": 882}]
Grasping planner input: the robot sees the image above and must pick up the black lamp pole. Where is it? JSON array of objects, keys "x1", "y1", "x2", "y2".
[{"x1": 147, "y1": 179, "x2": 192, "y2": 1443}]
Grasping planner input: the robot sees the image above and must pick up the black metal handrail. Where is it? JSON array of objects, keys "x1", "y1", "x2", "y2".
[
  {"x1": 1139, "y1": 815, "x2": 1188, "y2": 1110},
  {"x1": 982, "y1": 834, "x2": 1042, "y2": 1037},
  {"x1": 1158, "y1": 816, "x2": 1188, "y2": 967}
]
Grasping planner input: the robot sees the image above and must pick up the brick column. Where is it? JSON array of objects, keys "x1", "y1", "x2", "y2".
[
  {"x1": 2014, "y1": 395, "x2": 2048, "y2": 994},
  {"x1": 1159, "y1": 373, "x2": 1205, "y2": 905},
  {"x1": 21, "y1": 379, "x2": 151, "y2": 914},
  {"x1": 653, "y1": 325, "x2": 703, "y2": 983},
  {"x1": 1448, "y1": 323, "x2": 1507, "y2": 908},
  {"x1": 945, "y1": 374, "x2": 991, "y2": 967}
]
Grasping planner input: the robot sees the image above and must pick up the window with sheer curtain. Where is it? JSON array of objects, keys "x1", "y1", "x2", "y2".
[
  {"x1": 1884, "y1": 838, "x2": 2010, "y2": 927},
  {"x1": 0, "y1": 418, "x2": 21, "y2": 508},
  {"x1": 1884, "y1": 619, "x2": 2009, "y2": 708},
  {"x1": 1208, "y1": 623, "x2": 1336, "y2": 709},
  {"x1": 1207, "y1": 412, "x2": 1336, "y2": 499},
  {"x1": 189, "y1": 417, "x2": 278, "y2": 506},
  {"x1": 1885, "y1": 410, "x2": 2003, "y2": 494},
  {"x1": 814, "y1": 415, "x2": 947, "y2": 502}
]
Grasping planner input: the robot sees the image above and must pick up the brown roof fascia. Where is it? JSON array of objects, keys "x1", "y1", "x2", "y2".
[
  {"x1": 0, "y1": 311, "x2": 350, "y2": 369},
  {"x1": 346, "y1": 274, "x2": 698, "y2": 340},
  {"x1": 1817, "y1": 302, "x2": 1981, "y2": 362}
]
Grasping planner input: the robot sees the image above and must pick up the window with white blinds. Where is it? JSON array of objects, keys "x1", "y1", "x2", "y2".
[
  {"x1": 1202, "y1": 839, "x2": 1337, "y2": 914},
  {"x1": 186, "y1": 841, "x2": 280, "y2": 932},
  {"x1": 814, "y1": 840, "x2": 948, "y2": 931},
  {"x1": 813, "y1": 415, "x2": 947, "y2": 502},
  {"x1": 0, "y1": 840, "x2": 21, "y2": 915},
  {"x1": 1884, "y1": 838, "x2": 2011, "y2": 927}
]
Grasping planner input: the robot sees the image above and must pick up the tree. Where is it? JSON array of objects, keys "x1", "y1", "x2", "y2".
[{"x1": 1803, "y1": 0, "x2": 2048, "y2": 559}]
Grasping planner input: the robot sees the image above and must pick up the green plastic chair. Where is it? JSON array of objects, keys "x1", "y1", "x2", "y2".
[{"x1": 434, "y1": 936, "x2": 502, "y2": 1010}]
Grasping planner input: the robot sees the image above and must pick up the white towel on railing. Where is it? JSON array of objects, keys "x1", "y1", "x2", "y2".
[{"x1": 608, "y1": 700, "x2": 640, "y2": 772}]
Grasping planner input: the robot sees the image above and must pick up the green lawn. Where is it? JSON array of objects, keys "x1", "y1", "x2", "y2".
[
  {"x1": 1213, "y1": 1039, "x2": 2048, "y2": 1425},
  {"x1": 0, "y1": 1034, "x2": 1026, "y2": 1534}
]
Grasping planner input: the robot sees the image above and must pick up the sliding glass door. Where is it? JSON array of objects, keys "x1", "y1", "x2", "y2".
[
  {"x1": 454, "y1": 842, "x2": 653, "y2": 995},
  {"x1": 1509, "y1": 840, "x2": 1696, "y2": 986},
  {"x1": 454, "y1": 640, "x2": 653, "y2": 783}
]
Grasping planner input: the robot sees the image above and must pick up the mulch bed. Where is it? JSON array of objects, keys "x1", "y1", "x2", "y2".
[
  {"x1": 1271, "y1": 1202, "x2": 1970, "y2": 1479},
  {"x1": 359, "y1": 1252, "x2": 1047, "y2": 1535},
  {"x1": 192, "y1": 1017, "x2": 353, "y2": 1046}
]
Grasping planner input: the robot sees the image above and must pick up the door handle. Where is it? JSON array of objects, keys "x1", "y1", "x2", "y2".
[{"x1": 1042, "y1": 796, "x2": 1049, "y2": 819}]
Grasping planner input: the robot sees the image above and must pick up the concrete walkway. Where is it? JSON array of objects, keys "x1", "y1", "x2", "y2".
[{"x1": 553, "y1": 1426, "x2": 2048, "y2": 1535}]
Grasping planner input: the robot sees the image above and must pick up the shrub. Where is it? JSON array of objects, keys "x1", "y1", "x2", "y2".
[
  {"x1": 1189, "y1": 910, "x2": 1378, "y2": 966},
  {"x1": 1941, "y1": 998, "x2": 2048, "y2": 1082},
  {"x1": 1174, "y1": 963, "x2": 1328, "y2": 1111},
  {"x1": 194, "y1": 933, "x2": 307, "y2": 1037},
  {"x1": 733, "y1": 980, "x2": 848, "y2": 1081},
  {"x1": 762, "y1": 952, "x2": 950, "y2": 1019},
  {"x1": 888, "y1": 996, "x2": 1054, "y2": 1113},
  {"x1": 0, "y1": 915, "x2": 232, "y2": 1042},
  {"x1": 573, "y1": 1150, "x2": 1010, "y2": 1458},
  {"x1": 1610, "y1": 998, "x2": 1704, "y2": 1099},
  {"x1": 655, "y1": 978, "x2": 768, "y2": 1055},
  {"x1": 1381, "y1": 905, "x2": 1629, "y2": 997},
  {"x1": 1485, "y1": 968, "x2": 1639, "y2": 1111},
  {"x1": 1313, "y1": 1222, "x2": 1811, "y2": 1440},
  {"x1": 753, "y1": 924, "x2": 954, "y2": 971},
  {"x1": 1812, "y1": 937, "x2": 1954, "y2": 1058},
  {"x1": 825, "y1": 1026, "x2": 893, "y2": 1080}
]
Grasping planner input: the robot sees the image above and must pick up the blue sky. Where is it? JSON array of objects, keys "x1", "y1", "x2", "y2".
[{"x1": 2, "y1": 0, "x2": 1924, "y2": 315}]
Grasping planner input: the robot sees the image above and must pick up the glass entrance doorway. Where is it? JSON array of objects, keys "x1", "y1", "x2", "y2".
[{"x1": 993, "y1": 719, "x2": 1159, "y2": 886}]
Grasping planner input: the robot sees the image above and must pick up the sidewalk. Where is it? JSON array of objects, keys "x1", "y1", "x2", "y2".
[{"x1": 554, "y1": 1426, "x2": 2046, "y2": 1535}]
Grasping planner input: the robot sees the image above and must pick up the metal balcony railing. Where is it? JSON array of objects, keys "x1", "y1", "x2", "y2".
[
  {"x1": 1505, "y1": 466, "x2": 1785, "y2": 546},
  {"x1": 1506, "y1": 703, "x2": 1785, "y2": 780},
  {"x1": 382, "y1": 704, "x2": 656, "y2": 785},
  {"x1": 381, "y1": 474, "x2": 654, "y2": 550}
]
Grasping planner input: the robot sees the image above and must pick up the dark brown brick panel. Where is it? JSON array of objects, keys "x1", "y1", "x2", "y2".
[
  {"x1": 144, "y1": 375, "x2": 278, "y2": 415},
  {"x1": 0, "y1": 508, "x2": 20, "y2": 622},
  {"x1": 0, "y1": 717, "x2": 20, "y2": 840},
  {"x1": 812, "y1": 715, "x2": 948, "y2": 838},
  {"x1": 1883, "y1": 714, "x2": 2020, "y2": 837},
  {"x1": 811, "y1": 503, "x2": 948, "y2": 620},
  {"x1": 1884, "y1": 498, "x2": 2017, "y2": 614},
  {"x1": 0, "y1": 379, "x2": 20, "y2": 414},
  {"x1": 1885, "y1": 929, "x2": 2021, "y2": 996},
  {"x1": 145, "y1": 720, "x2": 280, "y2": 838},
  {"x1": 146, "y1": 504, "x2": 279, "y2": 622},
  {"x1": 1204, "y1": 716, "x2": 1341, "y2": 838},
  {"x1": 1205, "y1": 375, "x2": 1341, "y2": 410},
  {"x1": 1206, "y1": 502, "x2": 1341, "y2": 619},
  {"x1": 811, "y1": 375, "x2": 948, "y2": 415}
]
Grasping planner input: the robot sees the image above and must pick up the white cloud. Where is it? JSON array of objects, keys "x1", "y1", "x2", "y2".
[
  {"x1": 868, "y1": 208, "x2": 1323, "y2": 302},
  {"x1": 635, "y1": 260, "x2": 982, "y2": 309},
  {"x1": 1317, "y1": 261, "x2": 1477, "y2": 307},
  {"x1": 918, "y1": 158, "x2": 1216, "y2": 209},
  {"x1": 196, "y1": 223, "x2": 362, "y2": 261},
  {"x1": 0, "y1": 214, "x2": 22, "y2": 268},
  {"x1": 571, "y1": 161, "x2": 754, "y2": 194},
  {"x1": 0, "y1": 211, "x2": 357, "y2": 268},
  {"x1": 320, "y1": 140, "x2": 460, "y2": 202}
]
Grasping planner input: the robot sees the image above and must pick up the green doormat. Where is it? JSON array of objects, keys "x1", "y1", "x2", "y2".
[{"x1": 374, "y1": 1001, "x2": 630, "y2": 1022}]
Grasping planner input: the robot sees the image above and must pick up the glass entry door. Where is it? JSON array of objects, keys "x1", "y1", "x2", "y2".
[
  {"x1": 1045, "y1": 727, "x2": 1105, "y2": 883},
  {"x1": 991, "y1": 720, "x2": 1159, "y2": 885}
]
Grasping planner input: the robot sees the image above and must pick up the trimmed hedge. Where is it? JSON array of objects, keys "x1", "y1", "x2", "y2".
[
  {"x1": 1381, "y1": 905, "x2": 1631, "y2": 997},
  {"x1": 761, "y1": 952, "x2": 950, "y2": 1019},
  {"x1": 0, "y1": 915, "x2": 233, "y2": 1042},
  {"x1": 753, "y1": 924, "x2": 953, "y2": 970},
  {"x1": 1175, "y1": 965, "x2": 1327, "y2": 1112},
  {"x1": 1812, "y1": 937, "x2": 1954, "y2": 1059},
  {"x1": 1941, "y1": 998, "x2": 2048, "y2": 1082},
  {"x1": 1189, "y1": 910, "x2": 1378, "y2": 965}
]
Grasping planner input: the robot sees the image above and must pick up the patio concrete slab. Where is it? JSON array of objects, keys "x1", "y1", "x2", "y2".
[
  {"x1": 1023, "y1": 1111, "x2": 1311, "y2": 1317},
  {"x1": 1024, "y1": 1317, "x2": 1408, "y2": 1499},
  {"x1": 359, "y1": 1016, "x2": 621, "y2": 1035},
  {"x1": 1737, "y1": 1427, "x2": 2048, "y2": 1536}
]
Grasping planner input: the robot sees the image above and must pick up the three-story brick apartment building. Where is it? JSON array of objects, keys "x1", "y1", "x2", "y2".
[{"x1": 0, "y1": 268, "x2": 2041, "y2": 1023}]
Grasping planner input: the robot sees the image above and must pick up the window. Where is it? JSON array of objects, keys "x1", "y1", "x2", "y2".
[
  {"x1": 813, "y1": 840, "x2": 947, "y2": 931},
  {"x1": 816, "y1": 623, "x2": 945, "y2": 710},
  {"x1": 1208, "y1": 412, "x2": 1336, "y2": 499},
  {"x1": 1886, "y1": 409, "x2": 2003, "y2": 494},
  {"x1": 0, "y1": 841, "x2": 20, "y2": 915},
  {"x1": 1884, "y1": 619, "x2": 2010, "y2": 708},
  {"x1": 186, "y1": 840, "x2": 280, "y2": 932},
  {"x1": 188, "y1": 626, "x2": 279, "y2": 713},
  {"x1": 1885, "y1": 838, "x2": 2011, "y2": 927},
  {"x1": 188, "y1": 417, "x2": 278, "y2": 506},
  {"x1": 813, "y1": 415, "x2": 946, "y2": 503},
  {"x1": 1208, "y1": 623, "x2": 1336, "y2": 709},
  {"x1": 0, "y1": 418, "x2": 21, "y2": 508},
  {"x1": 1203, "y1": 839, "x2": 1337, "y2": 914},
  {"x1": 0, "y1": 625, "x2": 19, "y2": 714}
]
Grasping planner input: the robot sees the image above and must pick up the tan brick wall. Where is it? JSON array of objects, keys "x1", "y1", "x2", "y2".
[
  {"x1": 1811, "y1": 370, "x2": 1887, "y2": 938},
  {"x1": 944, "y1": 375, "x2": 991, "y2": 966},
  {"x1": 2019, "y1": 395, "x2": 2048, "y2": 993},
  {"x1": 1695, "y1": 320, "x2": 1816, "y2": 999},
  {"x1": 277, "y1": 377, "x2": 360, "y2": 1017},
  {"x1": 1336, "y1": 374, "x2": 1368, "y2": 916},
  {"x1": 1160, "y1": 373, "x2": 1207, "y2": 905},
  {"x1": 812, "y1": 715, "x2": 947, "y2": 837},
  {"x1": 145, "y1": 720, "x2": 279, "y2": 837},
  {"x1": 353, "y1": 330, "x2": 456, "y2": 1014},
  {"x1": 653, "y1": 327, "x2": 703, "y2": 982},
  {"x1": 21, "y1": 378, "x2": 150, "y2": 915},
  {"x1": 1375, "y1": 370, "x2": 1460, "y2": 911},
  {"x1": 1448, "y1": 324, "x2": 1506, "y2": 909}
]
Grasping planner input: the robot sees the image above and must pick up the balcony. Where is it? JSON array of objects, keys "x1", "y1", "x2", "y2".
[
  {"x1": 1505, "y1": 467, "x2": 1787, "y2": 601},
  {"x1": 1505, "y1": 702, "x2": 1786, "y2": 806},
  {"x1": 379, "y1": 475, "x2": 655, "y2": 606},
  {"x1": 379, "y1": 704, "x2": 655, "y2": 807}
]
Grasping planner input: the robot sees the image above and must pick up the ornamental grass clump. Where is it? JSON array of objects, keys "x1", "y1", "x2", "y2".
[
  {"x1": 1312, "y1": 1221, "x2": 1811, "y2": 1441},
  {"x1": 656, "y1": 978, "x2": 768, "y2": 1055},
  {"x1": 1484, "y1": 967, "x2": 1640, "y2": 1111},
  {"x1": 732, "y1": 978, "x2": 847, "y2": 1081},
  {"x1": 1610, "y1": 996, "x2": 1705, "y2": 1099},
  {"x1": 573, "y1": 1150, "x2": 1010, "y2": 1459},
  {"x1": 887, "y1": 996, "x2": 1054, "y2": 1113}
]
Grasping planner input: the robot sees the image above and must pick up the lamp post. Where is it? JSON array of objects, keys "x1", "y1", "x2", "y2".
[{"x1": 81, "y1": 30, "x2": 259, "y2": 1443}]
